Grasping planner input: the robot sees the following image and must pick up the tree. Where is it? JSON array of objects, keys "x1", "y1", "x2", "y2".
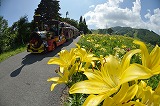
[
  {"x1": 14, "y1": 16, "x2": 31, "y2": 45},
  {"x1": 107, "y1": 28, "x2": 113, "y2": 35},
  {"x1": 0, "y1": 16, "x2": 8, "y2": 53},
  {"x1": 83, "y1": 18, "x2": 86, "y2": 25},
  {"x1": 79, "y1": 16, "x2": 83, "y2": 23},
  {"x1": 34, "y1": 0, "x2": 61, "y2": 24},
  {"x1": 98, "y1": 29, "x2": 107, "y2": 34},
  {"x1": 78, "y1": 16, "x2": 90, "y2": 34}
]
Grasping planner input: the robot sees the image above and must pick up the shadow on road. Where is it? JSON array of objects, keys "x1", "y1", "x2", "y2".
[{"x1": 10, "y1": 39, "x2": 74, "y2": 77}]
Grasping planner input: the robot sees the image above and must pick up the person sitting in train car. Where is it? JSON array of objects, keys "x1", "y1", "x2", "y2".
[
  {"x1": 49, "y1": 25, "x2": 58, "y2": 36},
  {"x1": 46, "y1": 32, "x2": 52, "y2": 39},
  {"x1": 34, "y1": 27, "x2": 39, "y2": 32},
  {"x1": 44, "y1": 24, "x2": 49, "y2": 31}
]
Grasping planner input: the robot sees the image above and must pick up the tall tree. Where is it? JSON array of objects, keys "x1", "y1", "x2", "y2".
[
  {"x1": 83, "y1": 18, "x2": 86, "y2": 25},
  {"x1": 0, "y1": 16, "x2": 8, "y2": 53},
  {"x1": 79, "y1": 16, "x2": 83, "y2": 23},
  {"x1": 78, "y1": 16, "x2": 90, "y2": 34},
  {"x1": 14, "y1": 16, "x2": 31, "y2": 44},
  {"x1": 34, "y1": 0, "x2": 61, "y2": 24}
]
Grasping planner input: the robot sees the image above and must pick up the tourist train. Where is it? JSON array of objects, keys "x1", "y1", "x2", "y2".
[{"x1": 27, "y1": 15, "x2": 80, "y2": 53}]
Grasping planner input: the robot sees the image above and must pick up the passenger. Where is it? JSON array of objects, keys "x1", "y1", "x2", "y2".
[
  {"x1": 50, "y1": 25, "x2": 57, "y2": 36},
  {"x1": 46, "y1": 32, "x2": 52, "y2": 39},
  {"x1": 34, "y1": 27, "x2": 39, "y2": 32},
  {"x1": 44, "y1": 25, "x2": 49, "y2": 31}
]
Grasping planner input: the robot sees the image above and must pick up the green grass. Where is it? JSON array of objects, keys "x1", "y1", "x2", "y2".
[
  {"x1": 78, "y1": 34, "x2": 153, "y2": 57},
  {"x1": 0, "y1": 45, "x2": 26, "y2": 62}
]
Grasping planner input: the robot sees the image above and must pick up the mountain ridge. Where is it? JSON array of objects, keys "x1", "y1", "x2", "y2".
[{"x1": 93, "y1": 26, "x2": 160, "y2": 46}]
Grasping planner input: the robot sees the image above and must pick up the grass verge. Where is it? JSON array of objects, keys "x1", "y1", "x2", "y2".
[{"x1": 0, "y1": 45, "x2": 26, "y2": 62}]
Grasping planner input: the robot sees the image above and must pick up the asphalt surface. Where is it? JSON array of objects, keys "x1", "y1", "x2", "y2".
[{"x1": 0, "y1": 36, "x2": 80, "y2": 106}]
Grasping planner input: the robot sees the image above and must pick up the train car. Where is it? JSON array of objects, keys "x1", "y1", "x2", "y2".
[
  {"x1": 27, "y1": 20, "x2": 66, "y2": 53},
  {"x1": 60, "y1": 22, "x2": 74, "y2": 40},
  {"x1": 71, "y1": 26, "x2": 80, "y2": 37}
]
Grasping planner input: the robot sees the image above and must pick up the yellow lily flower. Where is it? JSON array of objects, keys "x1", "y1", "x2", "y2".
[
  {"x1": 102, "y1": 83, "x2": 141, "y2": 106},
  {"x1": 47, "y1": 64, "x2": 77, "y2": 91},
  {"x1": 134, "y1": 40, "x2": 160, "y2": 74},
  {"x1": 69, "y1": 49, "x2": 151, "y2": 106},
  {"x1": 47, "y1": 45, "x2": 98, "y2": 91},
  {"x1": 136, "y1": 81, "x2": 160, "y2": 105},
  {"x1": 48, "y1": 48, "x2": 77, "y2": 72},
  {"x1": 75, "y1": 44, "x2": 99, "y2": 68},
  {"x1": 136, "y1": 81, "x2": 153, "y2": 104}
]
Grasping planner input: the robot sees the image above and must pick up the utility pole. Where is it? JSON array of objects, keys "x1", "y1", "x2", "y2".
[{"x1": 66, "y1": 11, "x2": 69, "y2": 18}]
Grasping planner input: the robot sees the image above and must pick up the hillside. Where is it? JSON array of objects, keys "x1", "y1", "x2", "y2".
[{"x1": 92, "y1": 26, "x2": 160, "y2": 46}]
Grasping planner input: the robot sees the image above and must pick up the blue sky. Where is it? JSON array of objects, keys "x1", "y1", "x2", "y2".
[{"x1": 0, "y1": 0, "x2": 160, "y2": 35}]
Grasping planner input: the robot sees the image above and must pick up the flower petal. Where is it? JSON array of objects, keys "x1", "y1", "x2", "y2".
[
  {"x1": 133, "y1": 40, "x2": 150, "y2": 67},
  {"x1": 47, "y1": 77, "x2": 60, "y2": 82},
  {"x1": 150, "y1": 45, "x2": 160, "y2": 69},
  {"x1": 50, "y1": 83, "x2": 58, "y2": 91},
  {"x1": 47, "y1": 57, "x2": 64, "y2": 65},
  {"x1": 120, "y1": 64, "x2": 153, "y2": 84},
  {"x1": 69, "y1": 80, "x2": 113, "y2": 94},
  {"x1": 83, "y1": 71, "x2": 102, "y2": 81},
  {"x1": 121, "y1": 49, "x2": 141, "y2": 71},
  {"x1": 101, "y1": 55, "x2": 120, "y2": 87},
  {"x1": 121, "y1": 84, "x2": 138, "y2": 103},
  {"x1": 103, "y1": 97, "x2": 113, "y2": 106},
  {"x1": 83, "y1": 94, "x2": 107, "y2": 106}
]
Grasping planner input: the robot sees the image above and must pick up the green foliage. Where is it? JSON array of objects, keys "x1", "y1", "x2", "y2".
[
  {"x1": 98, "y1": 29, "x2": 107, "y2": 34},
  {"x1": 64, "y1": 93, "x2": 87, "y2": 106},
  {"x1": 146, "y1": 75, "x2": 160, "y2": 90},
  {"x1": 96, "y1": 26, "x2": 160, "y2": 46},
  {"x1": 98, "y1": 28, "x2": 114, "y2": 35},
  {"x1": 0, "y1": 16, "x2": 8, "y2": 53},
  {"x1": 136, "y1": 29, "x2": 160, "y2": 45},
  {"x1": 90, "y1": 29, "x2": 99, "y2": 34},
  {"x1": 78, "y1": 34, "x2": 137, "y2": 56},
  {"x1": 34, "y1": 0, "x2": 61, "y2": 21},
  {"x1": 79, "y1": 16, "x2": 83, "y2": 23},
  {"x1": 0, "y1": 16, "x2": 32, "y2": 54},
  {"x1": 78, "y1": 16, "x2": 90, "y2": 34},
  {"x1": 15, "y1": 16, "x2": 32, "y2": 45}
]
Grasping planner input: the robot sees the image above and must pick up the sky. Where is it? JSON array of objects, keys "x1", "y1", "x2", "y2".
[{"x1": 0, "y1": 0, "x2": 160, "y2": 35}]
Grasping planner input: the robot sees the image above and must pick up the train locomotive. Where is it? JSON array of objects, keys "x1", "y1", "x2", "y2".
[{"x1": 27, "y1": 15, "x2": 79, "y2": 53}]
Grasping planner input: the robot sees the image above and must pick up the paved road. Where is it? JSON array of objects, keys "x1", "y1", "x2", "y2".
[{"x1": 0, "y1": 36, "x2": 80, "y2": 106}]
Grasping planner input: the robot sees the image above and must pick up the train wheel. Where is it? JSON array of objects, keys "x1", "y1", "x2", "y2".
[{"x1": 42, "y1": 46, "x2": 48, "y2": 54}]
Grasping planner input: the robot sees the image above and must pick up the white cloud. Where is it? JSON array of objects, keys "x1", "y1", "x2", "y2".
[
  {"x1": 132, "y1": 0, "x2": 141, "y2": 14},
  {"x1": 144, "y1": 12, "x2": 151, "y2": 19},
  {"x1": 107, "y1": 0, "x2": 124, "y2": 7},
  {"x1": 89, "y1": 5, "x2": 95, "y2": 8},
  {"x1": 147, "y1": 9, "x2": 151, "y2": 13},
  {"x1": 84, "y1": 0, "x2": 160, "y2": 35},
  {"x1": 150, "y1": 8, "x2": 160, "y2": 26}
]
